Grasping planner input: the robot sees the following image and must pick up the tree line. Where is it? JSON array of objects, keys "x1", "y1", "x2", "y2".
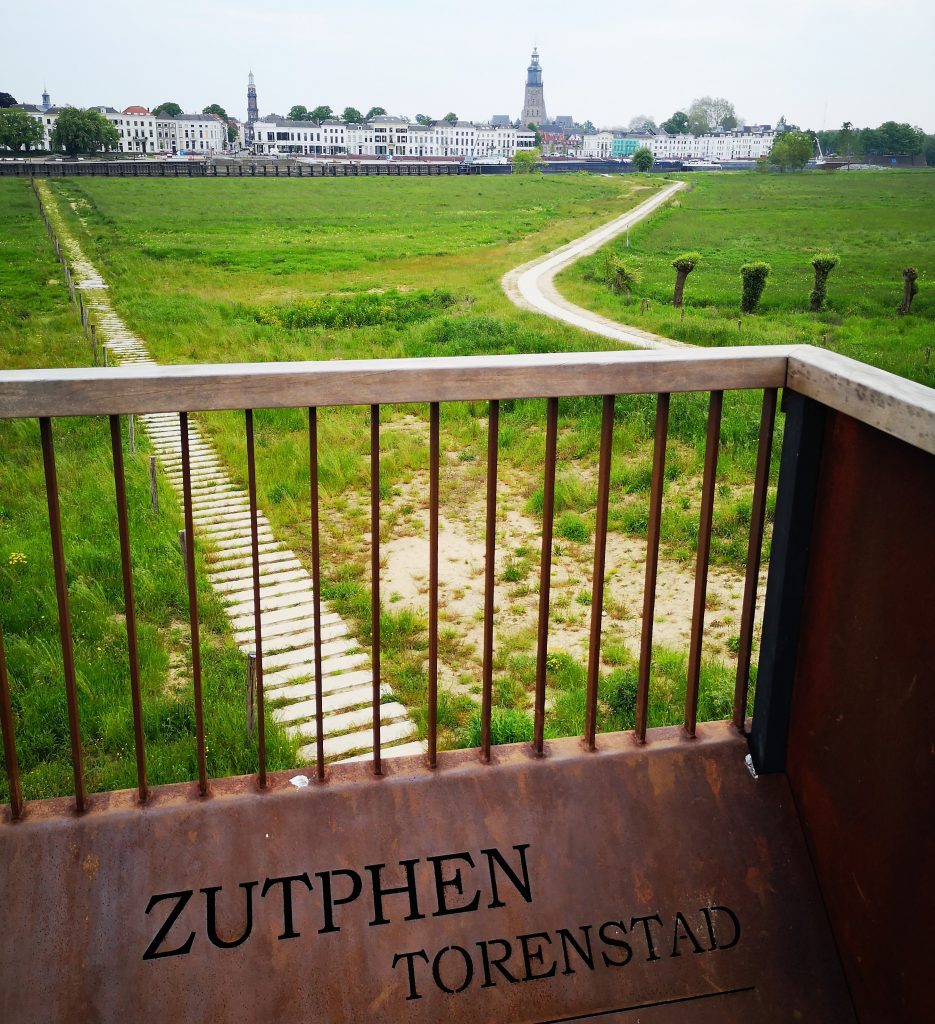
[
  {"x1": 286, "y1": 105, "x2": 385, "y2": 124},
  {"x1": 815, "y1": 121, "x2": 933, "y2": 163},
  {"x1": 283, "y1": 106, "x2": 463, "y2": 125}
]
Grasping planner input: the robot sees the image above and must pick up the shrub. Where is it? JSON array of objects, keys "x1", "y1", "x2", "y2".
[
  {"x1": 605, "y1": 668, "x2": 638, "y2": 722},
  {"x1": 556, "y1": 512, "x2": 591, "y2": 543},
  {"x1": 809, "y1": 254, "x2": 838, "y2": 311},
  {"x1": 254, "y1": 289, "x2": 455, "y2": 330},
  {"x1": 460, "y1": 707, "x2": 534, "y2": 748},
  {"x1": 671, "y1": 252, "x2": 701, "y2": 308},
  {"x1": 740, "y1": 262, "x2": 771, "y2": 313},
  {"x1": 603, "y1": 253, "x2": 641, "y2": 296}
]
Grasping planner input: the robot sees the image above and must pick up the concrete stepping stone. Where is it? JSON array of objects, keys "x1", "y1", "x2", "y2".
[
  {"x1": 221, "y1": 581, "x2": 313, "y2": 602},
  {"x1": 272, "y1": 683, "x2": 390, "y2": 724},
  {"x1": 263, "y1": 651, "x2": 367, "y2": 685},
  {"x1": 209, "y1": 557, "x2": 303, "y2": 583},
  {"x1": 217, "y1": 571, "x2": 308, "y2": 597},
  {"x1": 264, "y1": 668, "x2": 373, "y2": 701},
  {"x1": 260, "y1": 636, "x2": 356, "y2": 668},
  {"x1": 266, "y1": 679, "x2": 378, "y2": 712},
  {"x1": 234, "y1": 621, "x2": 348, "y2": 655},
  {"x1": 286, "y1": 701, "x2": 409, "y2": 741},
  {"x1": 341, "y1": 740, "x2": 428, "y2": 763},
  {"x1": 311, "y1": 719, "x2": 418, "y2": 761},
  {"x1": 224, "y1": 591, "x2": 316, "y2": 618}
]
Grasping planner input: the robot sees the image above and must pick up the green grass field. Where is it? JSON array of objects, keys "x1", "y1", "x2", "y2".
[
  {"x1": 0, "y1": 180, "x2": 296, "y2": 802},
  {"x1": 558, "y1": 170, "x2": 935, "y2": 387}
]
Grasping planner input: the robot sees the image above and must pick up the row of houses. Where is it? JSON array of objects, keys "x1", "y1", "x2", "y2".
[
  {"x1": 250, "y1": 115, "x2": 538, "y2": 160},
  {"x1": 581, "y1": 126, "x2": 778, "y2": 162},
  {"x1": 15, "y1": 103, "x2": 228, "y2": 155},
  {"x1": 11, "y1": 97, "x2": 777, "y2": 165}
]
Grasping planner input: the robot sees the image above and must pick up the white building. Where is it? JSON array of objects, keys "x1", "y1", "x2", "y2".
[
  {"x1": 14, "y1": 104, "x2": 227, "y2": 155},
  {"x1": 342, "y1": 118, "x2": 535, "y2": 160},
  {"x1": 170, "y1": 113, "x2": 227, "y2": 155},
  {"x1": 583, "y1": 126, "x2": 777, "y2": 163},
  {"x1": 581, "y1": 131, "x2": 614, "y2": 159},
  {"x1": 476, "y1": 124, "x2": 536, "y2": 158},
  {"x1": 252, "y1": 117, "x2": 348, "y2": 156}
]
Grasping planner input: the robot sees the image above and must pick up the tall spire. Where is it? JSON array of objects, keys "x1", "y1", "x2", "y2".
[
  {"x1": 246, "y1": 70, "x2": 258, "y2": 146},
  {"x1": 247, "y1": 70, "x2": 257, "y2": 117}
]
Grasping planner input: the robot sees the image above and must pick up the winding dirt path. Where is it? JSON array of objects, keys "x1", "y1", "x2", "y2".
[{"x1": 502, "y1": 179, "x2": 687, "y2": 348}]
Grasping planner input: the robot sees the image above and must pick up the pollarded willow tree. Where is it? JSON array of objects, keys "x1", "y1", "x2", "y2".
[
  {"x1": 740, "y1": 262, "x2": 771, "y2": 313},
  {"x1": 672, "y1": 252, "x2": 701, "y2": 308},
  {"x1": 899, "y1": 267, "x2": 919, "y2": 315},
  {"x1": 810, "y1": 254, "x2": 839, "y2": 311}
]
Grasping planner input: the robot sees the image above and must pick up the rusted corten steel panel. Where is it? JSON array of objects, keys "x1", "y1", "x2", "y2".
[
  {"x1": 0, "y1": 725, "x2": 853, "y2": 1023},
  {"x1": 787, "y1": 411, "x2": 935, "y2": 1024}
]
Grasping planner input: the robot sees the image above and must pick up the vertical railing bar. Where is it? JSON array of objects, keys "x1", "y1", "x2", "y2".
[
  {"x1": 245, "y1": 409, "x2": 267, "y2": 788},
  {"x1": 370, "y1": 404, "x2": 382, "y2": 776},
  {"x1": 0, "y1": 621, "x2": 24, "y2": 819},
  {"x1": 39, "y1": 417, "x2": 86, "y2": 812},
  {"x1": 109, "y1": 414, "x2": 148, "y2": 803},
  {"x1": 428, "y1": 402, "x2": 440, "y2": 769},
  {"x1": 733, "y1": 387, "x2": 778, "y2": 731},
  {"x1": 685, "y1": 390, "x2": 724, "y2": 737},
  {"x1": 308, "y1": 408, "x2": 325, "y2": 780},
  {"x1": 533, "y1": 397, "x2": 559, "y2": 755},
  {"x1": 179, "y1": 412, "x2": 208, "y2": 795},
  {"x1": 480, "y1": 399, "x2": 500, "y2": 763},
  {"x1": 584, "y1": 395, "x2": 615, "y2": 751},
  {"x1": 635, "y1": 393, "x2": 671, "y2": 743}
]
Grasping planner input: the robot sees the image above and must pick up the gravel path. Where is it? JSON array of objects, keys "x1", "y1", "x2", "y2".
[
  {"x1": 37, "y1": 181, "x2": 425, "y2": 768},
  {"x1": 502, "y1": 179, "x2": 687, "y2": 349}
]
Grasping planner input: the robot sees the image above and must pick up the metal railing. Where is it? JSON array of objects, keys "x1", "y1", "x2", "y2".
[{"x1": 1, "y1": 346, "x2": 932, "y2": 820}]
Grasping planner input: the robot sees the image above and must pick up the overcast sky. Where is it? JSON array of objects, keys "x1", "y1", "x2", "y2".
[{"x1": 5, "y1": 0, "x2": 933, "y2": 131}]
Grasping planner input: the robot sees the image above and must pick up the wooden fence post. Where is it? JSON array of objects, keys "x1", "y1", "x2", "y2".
[{"x1": 149, "y1": 456, "x2": 159, "y2": 513}]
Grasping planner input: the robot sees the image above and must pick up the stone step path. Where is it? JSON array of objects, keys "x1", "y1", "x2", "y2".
[{"x1": 37, "y1": 181, "x2": 424, "y2": 768}]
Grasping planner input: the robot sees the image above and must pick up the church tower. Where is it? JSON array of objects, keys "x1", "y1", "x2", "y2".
[
  {"x1": 246, "y1": 70, "x2": 258, "y2": 143},
  {"x1": 521, "y1": 48, "x2": 546, "y2": 126}
]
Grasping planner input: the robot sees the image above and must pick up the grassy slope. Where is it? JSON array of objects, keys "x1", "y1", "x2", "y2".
[
  {"x1": 558, "y1": 170, "x2": 935, "y2": 388},
  {"x1": 44, "y1": 175, "x2": 757, "y2": 750},
  {"x1": 0, "y1": 179, "x2": 295, "y2": 802}
]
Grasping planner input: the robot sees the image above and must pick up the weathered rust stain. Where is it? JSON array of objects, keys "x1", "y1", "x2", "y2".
[
  {"x1": 81, "y1": 853, "x2": 99, "y2": 881},
  {"x1": 703, "y1": 755, "x2": 722, "y2": 798}
]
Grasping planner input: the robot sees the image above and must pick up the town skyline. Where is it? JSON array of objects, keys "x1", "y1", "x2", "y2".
[{"x1": 4, "y1": 0, "x2": 933, "y2": 134}]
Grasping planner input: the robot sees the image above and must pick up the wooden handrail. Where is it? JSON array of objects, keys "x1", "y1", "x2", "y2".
[
  {"x1": 0, "y1": 345, "x2": 932, "y2": 455},
  {"x1": 0, "y1": 348, "x2": 790, "y2": 419}
]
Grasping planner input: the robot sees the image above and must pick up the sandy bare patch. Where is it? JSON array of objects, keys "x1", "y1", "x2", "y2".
[{"x1": 382, "y1": 485, "x2": 763, "y2": 697}]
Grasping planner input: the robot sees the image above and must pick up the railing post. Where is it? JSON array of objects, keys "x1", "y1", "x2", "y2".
[
  {"x1": 749, "y1": 391, "x2": 826, "y2": 774},
  {"x1": 246, "y1": 651, "x2": 256, "y2": 740}
]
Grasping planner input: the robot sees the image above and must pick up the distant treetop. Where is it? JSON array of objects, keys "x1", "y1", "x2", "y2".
[{"x1": 152, "y1": 101, "x2": 182, "y2": 118}]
